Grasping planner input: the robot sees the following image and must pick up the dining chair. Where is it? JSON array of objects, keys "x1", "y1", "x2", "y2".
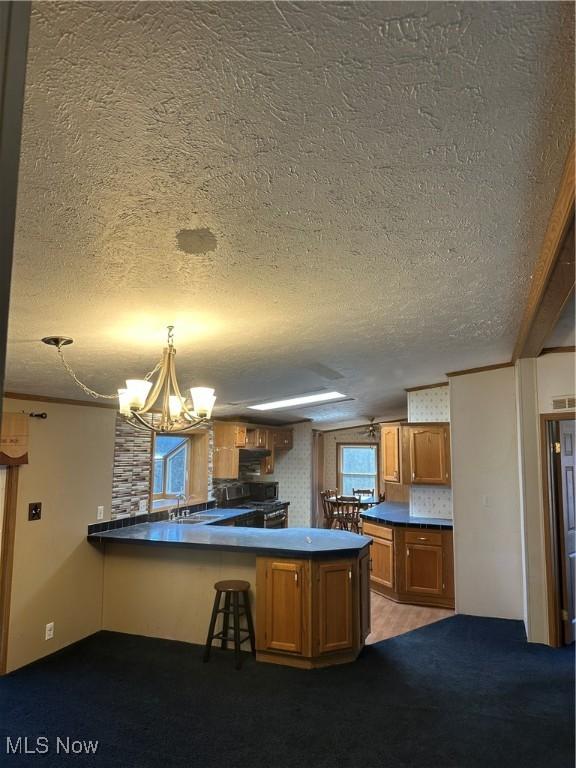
[
  {"x1": 333, "y1": 496, "x2": 362, "y2": 534},
  {"x1": 320, "y1": 489, "x2": 338, "y2": 529},
  {"x1": 352, "y1": 488, "x2": 374, "y2": 498}
]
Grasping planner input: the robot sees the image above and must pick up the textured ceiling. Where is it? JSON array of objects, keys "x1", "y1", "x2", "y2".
[{"x1": 6, "y1": 1, "x2": 575, "y2": 429}]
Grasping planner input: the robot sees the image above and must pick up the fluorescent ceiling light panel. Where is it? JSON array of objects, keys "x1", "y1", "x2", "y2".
[{"x1": 248, "y1": 391, "x2": 347, "y2": 411}]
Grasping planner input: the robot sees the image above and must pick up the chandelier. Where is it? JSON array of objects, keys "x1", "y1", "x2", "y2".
[{"x1": 42, "y1": 326, "x2": 216, "y2": 434}]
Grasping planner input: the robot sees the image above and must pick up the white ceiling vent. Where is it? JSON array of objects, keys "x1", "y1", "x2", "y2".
[{"x1": 551, "y1": 395, "x2": 576, "y2": 411}]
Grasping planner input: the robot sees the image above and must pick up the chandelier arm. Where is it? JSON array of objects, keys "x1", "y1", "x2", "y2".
[
  {"x1": 166, "y1": 353, "x2": 201, "y2": 422},
  {"x1": 127, "y1": 408, "x2": 205, "y2": 434},
  {"x1": 123, "y1": 413, "x2": 158, "y2": 432},
  {"x1": 56, "y1": 346, "x2": 118, "y2": 400},
  {"x1": 137, "y1": 350, "x2": 169, "y2": 414}
]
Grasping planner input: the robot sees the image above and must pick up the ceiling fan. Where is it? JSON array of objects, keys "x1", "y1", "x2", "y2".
[{"x1": 361, "y1": 418, "x2": 380, "y2": 439}]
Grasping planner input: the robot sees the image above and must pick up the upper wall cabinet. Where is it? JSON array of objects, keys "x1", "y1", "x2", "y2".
[
  {"x1": 246, "y1": 428, "x2": 269, "y2": 448},
  {"x1": 408, "y1": 425, "x2": 451, "y2": 486},
  {"x1": 271, "y1": 429, "x2": 293, "y2": 450},
  {"x1": 380, "y1": 425, "x2": 400, "y2": 483}
]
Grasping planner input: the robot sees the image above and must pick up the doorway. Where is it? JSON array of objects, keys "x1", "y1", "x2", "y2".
[{"x1": 542, "y1": 413, "x2": 575, "y2": 646}]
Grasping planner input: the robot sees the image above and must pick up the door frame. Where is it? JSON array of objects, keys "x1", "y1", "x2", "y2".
[
  {"x1": 0, "y1": 465, "x2": 19, "y2": 674},
  {"x1": 540, "y1": 411, "x2": 575, "y2": 647}
]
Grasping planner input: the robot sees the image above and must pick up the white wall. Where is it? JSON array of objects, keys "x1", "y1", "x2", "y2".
[
  {"x1": 5, "y1": 398, "x2": 116, "y2": 672},
  {"x1": 536, "y1": 353, "x2": 575, "y2": 413},
  {"x1": 450, "y1": 367, "x2": 524, "y2": 620}
]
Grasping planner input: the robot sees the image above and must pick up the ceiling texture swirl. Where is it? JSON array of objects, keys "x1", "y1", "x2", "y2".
[{"x1": 6, "y1": 1, "x2": 574, "y2": 427}]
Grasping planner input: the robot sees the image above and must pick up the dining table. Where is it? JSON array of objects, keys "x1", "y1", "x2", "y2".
[{"x1": 327, "y1": 496, "x2": 380, "y2": 508}]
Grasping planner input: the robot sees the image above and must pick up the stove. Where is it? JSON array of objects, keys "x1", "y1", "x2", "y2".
[{"x1": 219, "y1": 485, "x2": 289, "y2": 528}]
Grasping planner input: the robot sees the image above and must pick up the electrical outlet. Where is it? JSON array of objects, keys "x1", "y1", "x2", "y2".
[
  {"x1": 139, "y1": 500, "x2": 148, "y2": 513},
  {"x1": 28, "y1": 502, "x2": 42, "y2": 521},
  {"x1": 97, "y1": 506, "x2": 104, "y2": 521},
  {"x1": 45, "y1": 622, "x2": 54, "y2": 640}
]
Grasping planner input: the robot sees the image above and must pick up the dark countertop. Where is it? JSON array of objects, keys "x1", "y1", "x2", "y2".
[
  {"x1": 88, "y1": 515, "x2": 372, "y2": 558},
  {"x1": 360, "y1": 501, "x2": 453, "y2": 530}
]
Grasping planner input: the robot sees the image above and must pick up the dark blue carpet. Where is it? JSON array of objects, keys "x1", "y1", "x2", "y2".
[{"x1": 0, "y1": 615, "x2": 573, "y2": 768}]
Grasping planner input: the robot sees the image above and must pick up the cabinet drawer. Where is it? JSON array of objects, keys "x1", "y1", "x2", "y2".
[
  {"x1": 362, "y1": 522, "x2": 393, "y2": 541},
  {"x1": 405, "y1": 530, "x2": 442, "y2": 546}
]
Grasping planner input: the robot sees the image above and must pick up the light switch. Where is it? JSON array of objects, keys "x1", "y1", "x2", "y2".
[
  {"x1": 97, "y1": 506, "x2": 104, "y2": 520},
  {"x1": 28, "y1": 502, "x2": 42, "y2": 521}
]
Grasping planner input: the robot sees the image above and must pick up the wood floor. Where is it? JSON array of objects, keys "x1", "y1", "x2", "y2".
[{"x1": 366, "y1": 590, "x2": 454, "y2": 644}]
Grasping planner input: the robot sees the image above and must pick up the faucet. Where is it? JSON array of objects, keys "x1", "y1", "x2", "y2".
[{"x1": 176, "y1": 494, "x2": 187, "y2": 518}]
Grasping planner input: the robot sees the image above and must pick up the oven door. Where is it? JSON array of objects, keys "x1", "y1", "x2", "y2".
[{"x1": 263, "y1": 510, "x2": 287, "y2": 529}]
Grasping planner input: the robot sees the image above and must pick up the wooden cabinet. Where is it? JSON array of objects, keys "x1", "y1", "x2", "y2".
[
  {"x1": 364, "y1": 521, "x2": 454, "y2": 609},
  {"x1": 409, "y1": 425, "x2": 450, "y2": 485},
  {"x1": 379, "y1": 423, "x2": 451, "y2": 490},
  {"x1": 256, "y1": 550, "x2": 369, "y2": 668},
  {"x1": 263, "y1": 560, "x2": 305, "y2": 653},
  {"x1": 363, "y1": 522, "x2": 394, "y2": 589},
  {"x1": 271, "y1": 429, "x2": 293, "y2": 450},
  {"x1": 381, "y1": 425, "x2": 401, "y2": 483},
  {"x1": 404, "y1": 535, "x2": 444, "y2": 596},
  {"x1": 234, "y1": 425, "x2": 247, "y2": 447},
  {"x1": 212, "y1": 446, "x2": 239, "y2": 480},
  {"x1": 246, "y1": 428, "x2": 269, "y2": 448},
  {"x1": 359, "y1": 552, "x2": 371, "y2": 643},
  {"x1": 317, "y1": 561, "x2": 354, "y2": 653},
  {"x1": 261, "y1": 452, "x2": 275, "y2": 475}
]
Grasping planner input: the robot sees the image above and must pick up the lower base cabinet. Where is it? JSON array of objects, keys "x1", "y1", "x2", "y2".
[
  {"x1": 363, "y1": 521, "x2": 454, "y2": 609},
  {"x1": 255, "y1": 550, "x2": 370, "y2": 668}
]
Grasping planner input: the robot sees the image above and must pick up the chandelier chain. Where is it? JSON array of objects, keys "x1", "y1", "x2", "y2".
[
  {"x1": 57, "y1": 346, "x2": 118, "y2": 400},
  {"x1": 57, "y1": 346, "x2": 163, "y2": 400}
]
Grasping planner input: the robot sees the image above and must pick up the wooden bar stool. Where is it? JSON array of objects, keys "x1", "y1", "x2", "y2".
[{"x1": 203, "y1": 580, "x2": 255, "y2": 669}]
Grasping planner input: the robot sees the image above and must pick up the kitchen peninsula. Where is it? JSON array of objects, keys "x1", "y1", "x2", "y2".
[
  {"x1": 360, "y1": 501, "x2": 454, "y2": 609},
  {"x1": 88, "y1": 512, "x2": 372, "y2": 669}
]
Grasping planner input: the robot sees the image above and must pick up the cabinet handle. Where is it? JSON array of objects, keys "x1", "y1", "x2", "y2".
[
  {"x1": 406, "y1": 548, "x2": 410, "y2": 557},
  {"x1": 348, "y1": 569, "x2": 352, "y2": 580},
  {"x1": 294, "y1": 572, "x2": 298, "y2": 585},
  {"x1": 412, "y1": 473, "x2": 415, "y2": 481},
  {"x1": 417, "y1": 536, "x2": 427, "y2": 541}
]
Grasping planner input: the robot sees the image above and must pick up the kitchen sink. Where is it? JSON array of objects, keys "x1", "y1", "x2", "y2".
[{"x1": 173, "y1": 515, "x2": 220, "y2": 525}]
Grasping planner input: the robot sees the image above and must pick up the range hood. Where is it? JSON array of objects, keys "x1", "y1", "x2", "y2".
[{"x1": 239, "y1": 447, "x2": 271, "y2": 462}]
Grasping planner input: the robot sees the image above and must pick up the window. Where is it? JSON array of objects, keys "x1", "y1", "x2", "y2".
[
  {"x1": 338, "y1": 444, "x2": 378, "y2": 497},
  {"x1": 153, "y1": 435, "x2": 189, "y2": 507}
]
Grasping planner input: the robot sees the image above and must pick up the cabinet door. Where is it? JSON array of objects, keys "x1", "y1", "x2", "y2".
[
  {"x1": 405, "y1": 543, "x2": 443, "y2": 595},
  {"x1": 359, "y1": 552, "x2": 371, "y2": 643},
  {"x1": 212, "y1": 447, "x2": 239, "y2": 479},
  {"x1": 234, "y1": 425, "x2": 247, "y2": 447},
  {"x1": 371, "y1": 536, "x2": 394, "y2": 589},
  {"x1": 381, "y1": 426, "x2": 400, "y2": 482},
  {"x1": 273, "y1": 429, "x2": 293, "y2": 450},
  {"x1": 260, "y1": 451, "x2": 275, "y2": 475},
  {"x1": 317, "y1": 561, "x2": 354, "y2": 653},
  {"x1": 409, "y1": 426, "x2": 450, "y2": 485},
  {"x1": 264, "y1": 561, "x2": 304, "y2": 653}
]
